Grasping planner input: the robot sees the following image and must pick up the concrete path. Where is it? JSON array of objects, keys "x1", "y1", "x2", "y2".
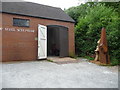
[{"x1": 1, "y1": 58, "x2": 118, "y2": 88}]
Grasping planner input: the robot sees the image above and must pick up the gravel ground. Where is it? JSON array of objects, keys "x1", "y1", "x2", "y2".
[{"x1": 1, "y1": 59, "x2": 118, "y2": 88}]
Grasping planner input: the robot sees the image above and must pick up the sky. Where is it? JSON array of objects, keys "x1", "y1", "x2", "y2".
[
  {"x1": 23, "y1": 0, "x2": 85, "y2": 10},
  {"x1": 2, "y1": 0, "x2": 119, "y2": 10}
]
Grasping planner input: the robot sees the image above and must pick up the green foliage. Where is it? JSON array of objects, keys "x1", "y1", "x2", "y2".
[
  {"x1": 75, "y1": 3, "x2": 120, "y2": 64},
  {"x1": 100, "y1": 2, "x2": 120, "y2": 14},
  {"x1": 66, "y1": 2, "x2": 120, "y2": 65},
  {"x1": 84, "y1": 56, "x2": 94, "y2": 61},
  {"x1": 65, "y1": 3, "x2": 92, "y2": 24},
  {"x1": 65, "y1": 2, "x2": 101, "y2": 24},
  {"x1": 110, "y1": 59, "x2": 119, "y2": 66}
]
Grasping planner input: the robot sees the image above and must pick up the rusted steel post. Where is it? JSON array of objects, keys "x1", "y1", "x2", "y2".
[{"x1": 94, "y1": 28, "x2": 110, "y2": 64}]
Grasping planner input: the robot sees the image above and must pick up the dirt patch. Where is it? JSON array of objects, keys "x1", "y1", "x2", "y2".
[
  {"x1": 47, "y1": 57, "x2": 81, "y2": 64},
  {"x1": 90, "y1": 60, "x2": 110, "y2": 65}
]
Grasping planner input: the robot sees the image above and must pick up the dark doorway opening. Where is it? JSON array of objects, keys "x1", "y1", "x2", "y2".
[
  {"x1": 47, "y1": 26, "x2": 60, "y2": 56},
  {"x1": 47, "y1": 25, "x2": 69, "y2": 57}
]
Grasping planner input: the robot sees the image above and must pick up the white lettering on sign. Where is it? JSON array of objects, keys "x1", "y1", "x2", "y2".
[
  {"x1": 0, "y1": 27, "x2": 35, "y2": 33},
  {"x1": 0, "y1": 28, "x2": 3, "y2": 31},
  {"x1": 5, "y1": 28, "x2": 16, "y2": 32},
  {"x1": 17, "y1": 29, "x2": 25, "y2": 32}
]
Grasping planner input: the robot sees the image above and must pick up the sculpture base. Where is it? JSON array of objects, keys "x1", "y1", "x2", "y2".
[{"x1": 90, "y1": 60, "x2": 110, "y2": 66}]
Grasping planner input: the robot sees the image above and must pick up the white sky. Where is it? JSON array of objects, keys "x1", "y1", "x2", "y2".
[
  {"x1": 24, "y1": 0, "x2": 85, "y2": 10},
  {"x1": 2, "y1": 0, "x2": 119, "y2": 9}
]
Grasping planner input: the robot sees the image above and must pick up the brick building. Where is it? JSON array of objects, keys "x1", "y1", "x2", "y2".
[{"x1": 0, "y1": 2, "x2": 75, "y2": 62}]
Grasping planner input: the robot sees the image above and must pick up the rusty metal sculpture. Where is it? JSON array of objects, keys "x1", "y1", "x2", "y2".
[{"x1": 94, "y1": 28, "x2": 110, "y2": 64}]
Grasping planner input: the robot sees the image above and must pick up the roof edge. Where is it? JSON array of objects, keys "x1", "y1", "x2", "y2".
[
  {"x1": 1, "y1": 11, "x2": 75, "y2": 23},
  {"x1": 25, "y1": 2, "x2": 61, "y2": 10}
]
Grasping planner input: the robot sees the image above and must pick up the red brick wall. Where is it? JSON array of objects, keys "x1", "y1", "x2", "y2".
[{"x1": 1, "y1": 13, "x2": 75, "y2": 61}]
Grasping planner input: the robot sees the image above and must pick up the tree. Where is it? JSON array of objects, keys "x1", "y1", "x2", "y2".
[
  {"x1": 65, "y1": 1, "x2": 119, "y2": 65},
  {"x1": 100, "y1": 2, "x2": 120, "y2": 14},
  {"x1": 65, "y1": 3, "x2": 92, "y2": 24},
  {"x1": 75, "y1": 3, "x2": 119, "y2": 64}
]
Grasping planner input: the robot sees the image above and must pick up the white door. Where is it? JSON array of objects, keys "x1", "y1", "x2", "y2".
[{"x1": 38, "y1": 24, "x2": 47, "y2": 59}]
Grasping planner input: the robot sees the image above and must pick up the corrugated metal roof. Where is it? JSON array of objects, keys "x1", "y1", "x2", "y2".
[{"x1": 1, "y1": 2, "x2": 75, "y2": 23}]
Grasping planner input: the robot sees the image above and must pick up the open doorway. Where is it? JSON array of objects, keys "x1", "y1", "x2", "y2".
[
  {"x1": 47, "y1": 26, "x2": 60, "y2": 56},
  {"x1": 47, "y1": 25, "x2": 69, "y2": 57}
]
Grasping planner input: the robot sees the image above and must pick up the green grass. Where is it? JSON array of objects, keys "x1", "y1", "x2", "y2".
[
  {"x1": 110, "y1": 59, "x2": 119, "y2": 66},
  {"x1": 84, "y1": 56, "x2": 94, "y2": 61},
  {"x1": 47, "y1": 59, "x2": 54, "y2": 62},
  {"x1": 83, "y1": 56, "x2": 119, "y2": 66}
]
